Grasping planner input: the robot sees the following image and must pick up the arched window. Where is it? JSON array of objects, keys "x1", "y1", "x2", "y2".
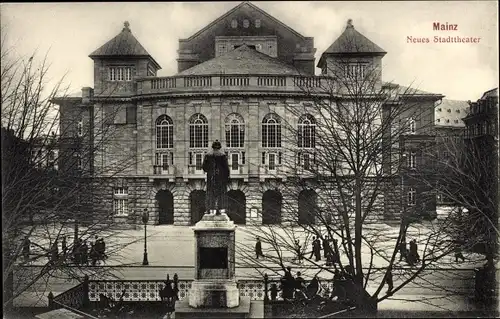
[
  {"x1": 189, "y1": 114, "x2": 209, "y2": 148},
  {"x1": 225, "y1": 113, "x2": 245, "y2": 148},
  {"x1": 298, "y1": 114, "x2": 316, "y2": 148},
  {"x1": 262, "y1": 113, "x2": 281, "y2": 148},
  {"x1": 156, "y1": 115, "x2": 174, "y2": 149}
]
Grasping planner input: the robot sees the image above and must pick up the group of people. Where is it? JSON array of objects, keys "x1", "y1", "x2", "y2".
[
  {"x1": 398, "y1": 238, "x2": 420, "y2": 266},
  {"x1": 270, "y1": 266, "x2": 321, "y2": 302},
  {"x1": 159, "y1": 273, "x2": 180, "y2": 314},
  {"x1": 256, "y1": 235, "x2": 342, "y2": 267},
  {"x1": 73, "y1": 236, "x2": 108, "y2": 266}
]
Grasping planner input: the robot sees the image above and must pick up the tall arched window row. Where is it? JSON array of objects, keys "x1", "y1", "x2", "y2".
[
  {"x1": 189, "y1": 114, "x2": 209, "y2": 148},
  {"x1": 156, "y1": 115, "x2": 174, "y2": 149},
  {"x1": 297, "y1": 114, "x2": 316, "y2": 148},
  {"x1": 225, "y1": 113, "x2": 245, "y2": 148},
  {"x1": 262, "y1": 113, "x2": 282, "y2": 148}
]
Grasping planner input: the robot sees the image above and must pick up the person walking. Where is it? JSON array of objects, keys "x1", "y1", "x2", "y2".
[
  {"x1": 309, "y1": 236, "x2": 317, "y2": 259},
  {"x1": 399, "y1": 238, "x2": 408, "y2": 262},
  {"x1": 454, "y1": 246, "x2": 465, "y2": 262},
  {"x1": 323, "y1": 236, "x2": 331, "y2": 259},
  {"x1": 314, "y1": 237, "x2": 322, "y2": 262},
  {"x1": 295, "y1": 239, "x2": 303, "y2": 264},
  {"x1": 386, "y1": 267, "x2": 394, "y2": 293},
  {"x1": 255, "y1": 237, "x2": 264, "y2": 259},
  {"x1": 50, "y1": 240, "x2": 59, "y2": 263},
  {"x1": 22, "y1": 238, "x2": 31, "y2": 262},
  {"x1": 61, "y1": 236, "x2": 67, "y2": 256},
  {"x1": 81, "y1": 240, "x2": 89, "y2": 266}
]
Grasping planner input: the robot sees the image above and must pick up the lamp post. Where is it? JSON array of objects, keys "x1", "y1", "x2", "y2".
[
  {"x1": 401, "y1": 153, "x2": 407, "y2": 240},
  {"x1": 142, "y1": 208, "x2": 149, "y2": 266}
]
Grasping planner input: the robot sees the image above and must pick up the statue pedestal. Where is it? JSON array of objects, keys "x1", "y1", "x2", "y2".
[{"x1": 188, "y1": 213, "x2": 240, "y2": 309}]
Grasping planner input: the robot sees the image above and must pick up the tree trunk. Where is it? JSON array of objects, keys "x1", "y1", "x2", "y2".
[{"x1": 354, "y1": 177, "x2": 363, "y2": 287}]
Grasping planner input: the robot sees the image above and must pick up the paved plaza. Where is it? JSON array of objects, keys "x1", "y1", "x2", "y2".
[{"x1": 14, "y1": 220, "x2": 487, "y2": 312}]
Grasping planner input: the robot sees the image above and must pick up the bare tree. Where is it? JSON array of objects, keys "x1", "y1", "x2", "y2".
[
  {"x1": 235, "y1": 28, "x2": 487, "y2": 315},
  {"x1": 1, "y1": 26, "x2": 151, "y2": 309}
]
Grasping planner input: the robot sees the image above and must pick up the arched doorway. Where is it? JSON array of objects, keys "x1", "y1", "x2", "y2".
[
  {"x1": 190, "y1": 190, "x2": 206, "y2": 225},
  {"x1": 298, "y1": 190, "x2": 317, "y2": 225},
  {"x1": 262, "y1": 190, "x2": 282, "y2": 225},
  {"x1": 156, "y1": 189, "x2": 174, "y2": 225},
  {"x1": 227, "y1": 190, "x2": 246, "y2": 224}
]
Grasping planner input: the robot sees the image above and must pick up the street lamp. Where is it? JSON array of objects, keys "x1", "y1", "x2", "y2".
[
  {"x1": 142, "y1": 208, "x2": 149, "y2": 266},
  {"x1": 400, "y1": 153, "x2": 407, "y2": 239}
]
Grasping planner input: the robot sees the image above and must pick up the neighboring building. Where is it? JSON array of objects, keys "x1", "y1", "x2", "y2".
[
  {"x1": 462, "y1": 88, "x2": 498, "y2": 256},
  {"x1": 55, "y1": 2, "x2": 444, "y2": 225},
  {"x1": 434, "y1": 99, "x2": 469, "y2": 205}
]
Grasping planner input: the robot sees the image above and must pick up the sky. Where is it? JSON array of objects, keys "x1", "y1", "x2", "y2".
[{"x1": 1, "y1": 1, "x2": 498, "y2": 101}]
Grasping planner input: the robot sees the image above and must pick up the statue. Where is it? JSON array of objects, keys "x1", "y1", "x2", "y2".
[{"x1": 202, "y1": 140, "x2": 230, "y2": 215}]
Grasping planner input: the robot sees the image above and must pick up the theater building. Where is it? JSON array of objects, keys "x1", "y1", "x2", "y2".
[{"x1": 56, "y1": 2, "x2": 442, "y2": 225}]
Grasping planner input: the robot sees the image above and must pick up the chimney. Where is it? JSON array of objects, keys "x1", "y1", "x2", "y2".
[{"x1": 82, "y1": 87, "x2": 94, "y2": 104}]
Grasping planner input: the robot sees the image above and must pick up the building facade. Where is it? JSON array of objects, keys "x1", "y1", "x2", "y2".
[{"x1": 56, "y1": 2, "x2": 443, "y2": 225}]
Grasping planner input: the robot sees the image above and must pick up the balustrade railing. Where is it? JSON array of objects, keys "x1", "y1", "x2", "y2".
[
  {"x1": 141, "y1": 75, "x2": 330, "y2": 94},
  {"x1": 184, "y1": 76, "x2": 212, "y2": 87},
  {"x1": 257, "y1": 76, "x2": 286, "y2": 87},
  {"x1": 151, "y1": 77, "x2": 176, "y2": 89},
  {"x1": 220, "y1": 76, "x2": 249, "y2": 87}
]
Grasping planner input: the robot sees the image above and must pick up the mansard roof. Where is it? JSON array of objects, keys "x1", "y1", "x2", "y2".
[
  {"x1": 176, "y1": 44, "x2": 300, "y2": 76},
  {"x1": 89, "y1": 21, "x2": 161, "y2": 69},
  {"x1": 435, "y1": 99, "x2": 469, "y2": 127}
]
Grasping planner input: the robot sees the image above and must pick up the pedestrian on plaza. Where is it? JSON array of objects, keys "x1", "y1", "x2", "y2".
[
  {"x1": 72, "y1": 238, "x2": 81, "y2": 264},
  {"x1": 90, "y1": 241, "x2": 99, "y2": 266},
  {"x1": 399, "y1": 238, "x2": 408, "y2": 262},
  {"x1": 81, "y1": 240, "x2": 89, "y2": 266},
  {"x1": 50, "y1": 240, "x2": 59, "y2": 263},
  {"x1": 323, "y1": 236, "x2": 331, "y2": 259},
  {"x1": 309, "y1": 236, "x2": 317, "y2": 259},
  {"x1": 409, "y1": 239, "x2": 420, "y2": 264},
  {"x1": 294, "y1": 239, "x2": 303, "y2": 264},
  {"x1": 270, "y1": 283, "x2": 279, "y2": 301},
  {"x1": 23, "y1": 237, "x2": 31, "y2": 262},
  {"x1": 332, "y1": 238, "x2": 340, "y2": 262},
  {"x1": 385, "y1": 267, "x2": 394, "y2": 293},
  {"x1": 61, "y1": 236, "x2": 67, "y2": 255},
  {"x1": 255, "y1": 237, "x2": 264, "y2": 259},
  {"x1": 454, "y1": 246, "x2": 465, "y2": 262},
  {"x1": 173, "y1": 273, "x2": 179, "y2": 300},
  {"x1": 313, "y1": 237, "x2": 322, "y2": 262}
]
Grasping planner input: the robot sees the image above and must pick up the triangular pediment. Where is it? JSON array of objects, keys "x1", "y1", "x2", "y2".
[{"x1": 186, "y1": 1, "x2": 306, "y2": 41}]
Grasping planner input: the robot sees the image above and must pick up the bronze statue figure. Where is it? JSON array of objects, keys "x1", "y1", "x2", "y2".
[{"x1": 202, "y1": 140, "x2": 230, "y2": 215}]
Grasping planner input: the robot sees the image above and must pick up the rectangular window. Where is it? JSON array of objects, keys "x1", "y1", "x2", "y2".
[
  {"x1": 195, "y1": 153, "x2": 203, "y2": 170},
  {"x1": 231, "y1": 153, "x2": 239, "y2": 171},
  {"x1": 241, "y1": 152, "x2": 245, "y2": 165},
  {"x1": 409, "y1": 152, "x2": 416, "y2": 169},
  {"x1": 189, "y1": 152, "x2": 193, "y2": 165},
  {"x1": 117, "y1": 68, "x2": 124, "y2": 81},
  {"x1": 268, "y1": 153, "x2": 276, "y2": 171},
  {"x1": 109, "y1": 67, "x2": 132, "y2": 81},
  {"x1": 113, "y1": 187, "x2": 128, "y2": 216},
  {"x1": 408, "y1": 188, "x2": 416, "y2": 206},
  {"x1": 262, "y1": 152, "x2": 266, "y2": 165},
  {"x1": 124, "y1": 67, "x2": 132, "y2": 81},
  {"x1": 77, "y1": 120, "x2": 83, "y2": 137},
  {"x1": 155, "y1": 153, "x2": 169, "y2": 170},
  {"x1": 109, "y1": 67, "x2": 116, "y2": 81},
  {"x1": 303, "y1": 153, "x2": 310, "y2": 170}
]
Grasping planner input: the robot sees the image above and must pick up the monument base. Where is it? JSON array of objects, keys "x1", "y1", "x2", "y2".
[
  {"x1": 175, "y1": 297, "x2": 251, "y2": 319},
  {"x1": 189, "y1": 279, "x2": 239, "y2": 308}
]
